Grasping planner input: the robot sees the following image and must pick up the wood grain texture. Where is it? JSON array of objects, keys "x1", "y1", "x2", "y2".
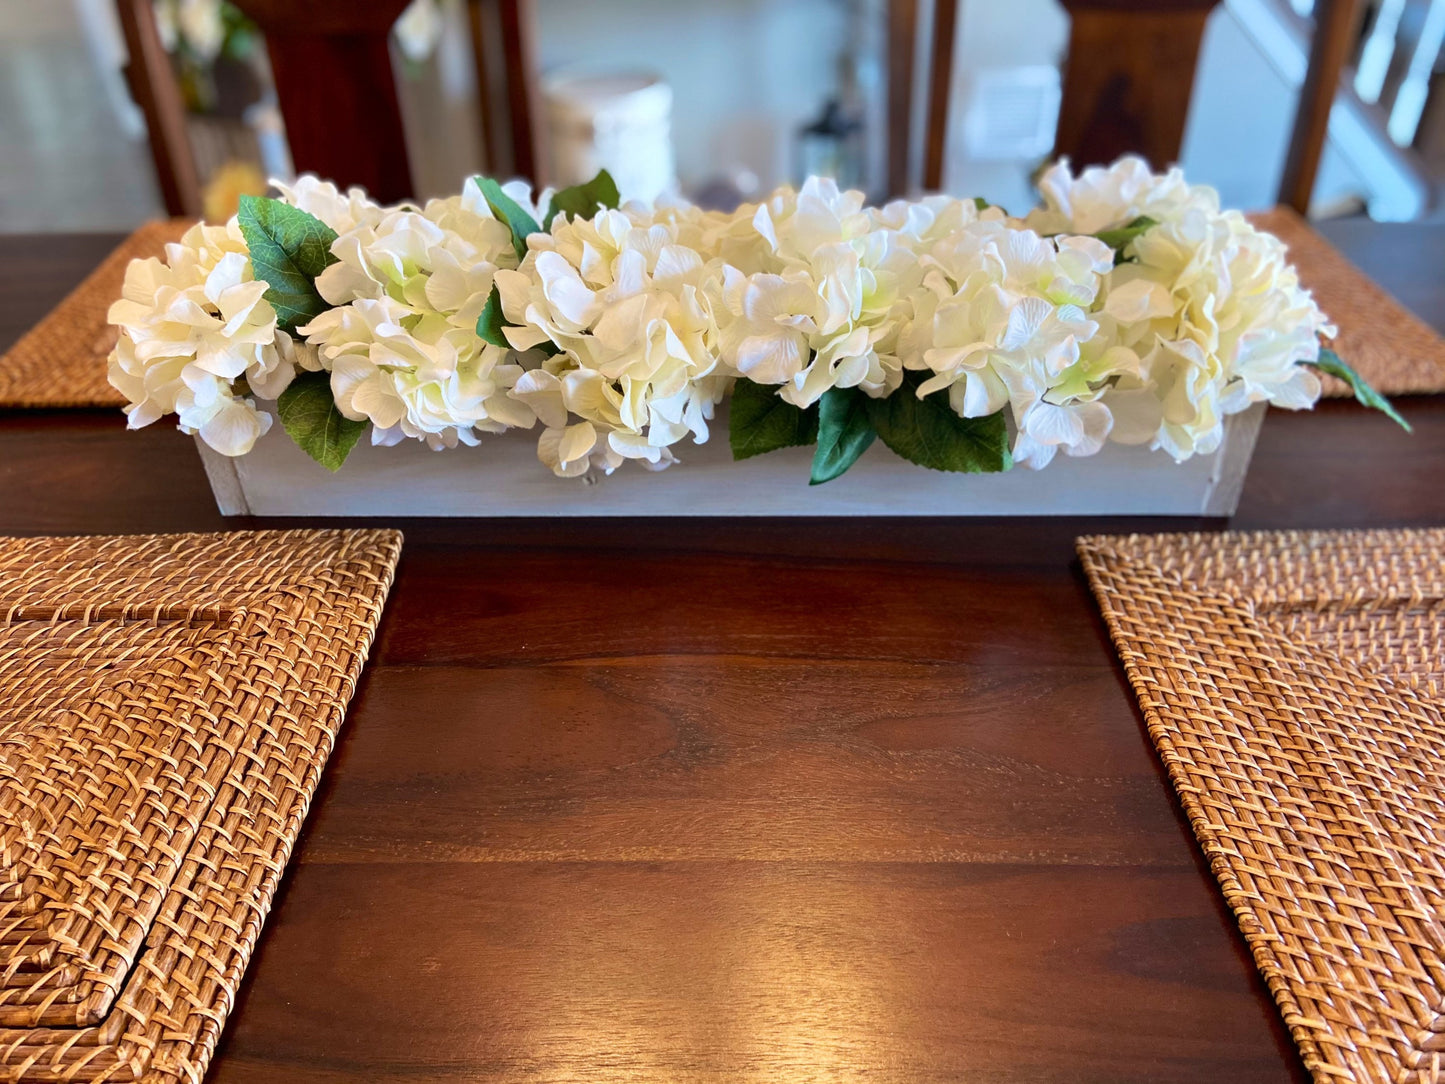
[
  {"x1": 231, "y1": 0, "x2": 415, "y2": 203},
  {"x1": 1054, "y1": 0, "x2": 1221, "y2": 169},
  {"x1": 466, "y1": 0, "x2": 501, "y2": 172},
  {"x1": 0, "y1": 223, "x2": 1441, "y2": 1081},
  {"x1": 497, "y1": 0, "x2": 541, "y2": 184},
  {"x1": 887, "y1": 0, "x2": 919, "y2": 198},
  {"x1": 923, "y1": 0, "x2": 959, "y2": 192}
]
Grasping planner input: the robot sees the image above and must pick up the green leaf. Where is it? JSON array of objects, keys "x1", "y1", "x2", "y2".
[
  {"x1": 476, "y1": 284, "x2": 509, "y2": 347},
  {"x1": 237, "y1": 195, "x2": 338, "y2": 333},
  {"x1": 973, "y1": 196, "x2": 990, "y2": 212},
  {"x1": 476, "y1": 283, "x2": 561, "y2": 356},
  {"x1": 866, "y1": 372, "x2": 1012, "y2": 473},
  {"x1": 811, "y1": 386, "x2": 877, "y2": 485},
  {"x1": 1307, "y1": 347, "x2": 1411, "y2": 432},
  {"x1": 729, "y1": 379, "x2": 819, "y2": 461},
  {"x1": 276, "y1": 371, "x2": 367, "y2": 472},
  {"x1": 1094, "y1": 215, "x2": 1157, "y2": 261},
  {"x1": 544, "y1": 169, "x2": 621, "y2": 230},
  {"x1": 476, "y1": 177, "x2": 541, "y2": 262}
]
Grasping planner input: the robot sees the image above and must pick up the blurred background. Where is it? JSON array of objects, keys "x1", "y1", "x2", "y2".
[{"x1": 2, "y1": 0, "x2": 1441, "y2": 231}]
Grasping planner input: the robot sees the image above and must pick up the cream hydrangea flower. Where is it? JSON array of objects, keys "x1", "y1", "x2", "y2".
[
  {"x1": 274, "y1": 175, "x2": 386, "y2": 236},
  {"x1": 890, "y1": 218, "x2": 1116, "y2": 468},
  {"x1": 1101, "y1": 218, "x2": 1333, "y2": 459},
  {"x1": 303, "y1": 296, "x2": 532, "y2": 448},
  {"x1": 1027, "y1": 155, "x2": 1211, "y2": 235},
  {"x1": 713, "y1": 177, "x2": 928, "y2": 406},
  {"x1": 105, "y1": 164, "x2": 1347, "y2": 479},
  {"x1": 1029, "y1": 159, "x2": 1335, "y2": 459},
  {"x1": 107, "y1": 218, "x2": 295, "y2": 455},
  {"x1": 494, "y1": 205, "x2": 727, "y2": 475},
  {"x1": 299, "y1": 177, "x2": 535, "y2": 447}
]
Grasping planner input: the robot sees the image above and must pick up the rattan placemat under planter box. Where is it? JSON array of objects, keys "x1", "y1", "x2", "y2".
[
  {"x1": 0, "y1": 528, "x2": 400, "y2": 1083},
  {"x1": 195, "y1": 401, "x2": 1265, "y2": 517},
  {"x1": 0, "y1": 221, "x2": 189, "y2": 409},
  {"x1": 1079, "y1": 527, "x2": 1445, "y2": 1084}
]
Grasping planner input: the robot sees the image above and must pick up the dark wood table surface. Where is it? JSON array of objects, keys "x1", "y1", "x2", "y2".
[{"x1": 2, "y1": 223, "x2": 1442, "y2": 1083}]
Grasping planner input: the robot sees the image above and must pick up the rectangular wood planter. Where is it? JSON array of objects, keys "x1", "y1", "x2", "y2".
[{"x1": 196, "y1": 402, "x2": 1265, "y2": 517}]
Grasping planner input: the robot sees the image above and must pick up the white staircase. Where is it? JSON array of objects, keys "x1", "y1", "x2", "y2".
[{"x1": 1223, "y1": 0, "x2": 1439, "y2": 219}]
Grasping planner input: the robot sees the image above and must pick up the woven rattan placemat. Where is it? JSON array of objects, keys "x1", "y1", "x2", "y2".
[
  {"x1": 1250, "y1": 206, "x2": 1445, "y2": 397},
  {"x1": 1080, "y1": 528, "x2": 1445, "y2": 1084},
  {"x1": 0, "y1": 528, "x2": 400, "y2": 1082},
  {"x1": 0, "y1": 220, "x2": 189, "y2": 409}
]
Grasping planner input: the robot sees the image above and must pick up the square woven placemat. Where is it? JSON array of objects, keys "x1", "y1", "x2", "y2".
[
  {"x1": 0, "y1": 220, "x2": 189, "y2": 409},
  {"x1": 1250, "y1": 206, "x2": 1445, "y2": 397},
  {"x1": 0, "y1": 528, "x2": 401, "y2": 1082},
  {"x1": 1080, "y1": 528, "x2": 1445, "y2": 1084}
]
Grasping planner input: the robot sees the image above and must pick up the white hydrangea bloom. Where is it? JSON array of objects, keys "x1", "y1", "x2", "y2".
[
  {"x1": 1027, "y1": 155, "x2": 1211, "y2": 235},
  {"x1": 274, "y1": 175, "x2": 386, "y2": 236},
  {"x1": 712, "y1": 177, "x2": 925, "y2": 406},
  {"x1": 868, "y1": 192, "x2": 990, "y2": 245},
  {"x1": 493, "y1": 205, "x2": 728, "y2": 476},
  {"x1": 106, "y1": 163, "x2": 1339, "y2": 478},
  {"x1": 1031, "y1": 157, "x2": 1335, "y2": 459},
  {"x1": 891, "y1": 219, "x2": 1117, "y2": 469},
  {"x1": 300, "y1": 177, "x2": 535, "y2": 448},
  {"x1": 107, "y1": 218, "x2": 293, "y2": 456}
]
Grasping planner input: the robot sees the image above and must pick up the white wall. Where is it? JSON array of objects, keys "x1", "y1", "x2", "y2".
[
  {"x1": 1180, "y1": 4, "x2": 1368, "y2": 211},
  {"x1": 941, "y1": 0, "x2": 1069, "y2": 213},
  {"x1": 0, "y1": 0, "x2": 161, "y2": 230}
]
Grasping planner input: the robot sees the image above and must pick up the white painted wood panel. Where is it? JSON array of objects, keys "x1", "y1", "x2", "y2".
[{"x1": 197, "y1": 403, "x2": 1265, "y2": 517}]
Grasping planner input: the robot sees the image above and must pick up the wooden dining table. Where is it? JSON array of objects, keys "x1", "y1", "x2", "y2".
[{"x1": 1, "y1": 221, "x2": 1442, "y2": 1083}]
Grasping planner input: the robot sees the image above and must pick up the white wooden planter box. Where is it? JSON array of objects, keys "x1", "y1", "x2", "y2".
[{"x1": 196, "y1": 402, "x2": 1264, "y2": 517}]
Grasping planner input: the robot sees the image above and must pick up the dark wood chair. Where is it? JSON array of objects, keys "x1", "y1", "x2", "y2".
[
  {"x1": 116, "y1": 0, "x2": 543, "y2": 216},
  {"x1": 920, "y1": 0, "x2": 1223, "y2": 192},
  {"x1": 115, "y1": 0, "x2": 204, "y2": 217},
  {"x1": 467, "y1": 0, "x2": 542, "y2": 184},
  {"x1": 916, "y1": 0, "x2": 1359, "y2": 214}
]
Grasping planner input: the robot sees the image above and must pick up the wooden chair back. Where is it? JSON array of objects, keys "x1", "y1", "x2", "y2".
[
  {"x1": 467, "y1": 0, "x2": 541, "y2": 184},
  {"x1": 919, "y1": 0, "x2": 1366, "y2": 215},
  {"x1": 230, "y1": 0, "x2": 415, "y2": 203},
  {"x1": 115, "y1": 0, "x2": 204, "y2": 217},
  {"x1": 117, "y1": 0, "x2": 543, "y2": 215},
  {"x1": 921, "y1": 0, "x2": 1222, "y2": 191}
]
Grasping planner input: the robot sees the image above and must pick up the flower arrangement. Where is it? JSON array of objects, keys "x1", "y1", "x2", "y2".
[{"x1": 107, "y1": 157, "x2": 1405, "y2": 485}]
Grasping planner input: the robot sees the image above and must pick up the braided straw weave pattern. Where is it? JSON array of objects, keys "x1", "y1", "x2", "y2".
[
  {"x1": 1079, "y1": 528, "x2": 1445, "y2": 1084},
  {"x1": 0, "y1": 528, "x2": 401, "y2": 1082},
  {"x1": 1249, "y1": 207, "x2": 1445, "y2": 397},
  {"x1": 0, "y1": 221, "x2": 189, "y2": 409}
]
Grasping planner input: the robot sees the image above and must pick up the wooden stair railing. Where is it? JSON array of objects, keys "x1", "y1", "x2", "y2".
[{"x1": 1279, "y1": 0, "x2": 1366, "y2": 213}]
